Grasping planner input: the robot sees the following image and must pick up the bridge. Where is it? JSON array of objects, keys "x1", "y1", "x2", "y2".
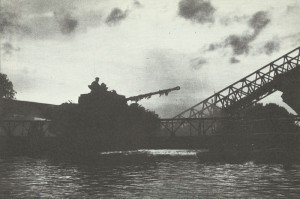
[
  {"x1": 0, "y1": 47, "x2": 299, "y2": 140},
  {"x1": 160, "y1": 47, "x2": 300, "y2": 136}
]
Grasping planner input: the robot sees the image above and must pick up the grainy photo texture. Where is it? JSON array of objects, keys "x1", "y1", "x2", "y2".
[{"x1": 0, "y1": 0, "x2": 299, "y2": 198}]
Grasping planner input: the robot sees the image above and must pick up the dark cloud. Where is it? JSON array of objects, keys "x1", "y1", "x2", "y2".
[
  {"x1": 0, "y1": 6, "x2": 26, "y2": 36},
  {"x1": 54, "y1": 11, "x2": 78, "y2": 34},
  {"x1": 286, "y1": 3, "x2": 299, "y2": 13},
  {"x1": 248, "y1": 11, "x2": 270, "y2": 35},
  {"x1": 105, "y1": 8, "x2": 128, "y2": 25},
  {"x1": 190, "y1": 58, "x2": 207, "y2": 70},
  {"x1": 225, "y1": 11, "x2": 270, "y2": 55},
  {"x1": 0, "y1": 6, "x2": 26, "y2": 55},
  {"x1": 207, "y1": 43, "x2": 222, "y2": 51},
  {"x1": 0, "y1": 8, "x2": 16, "y2": 34},
  {"x1": 0, "y1": 0, "x2": 104, "y2": 40},
  {"x1": 230, "y1": 57, "x2": 240, "y2": 64},
  {"x1": 133, "y1": 0, "x2": 142, "y2": 8},
  {"x1": 2, "y1": 42, "x2": 20, "y2": 55},
  {"x1": 225, "y1": 34, "x2": 254, "y2": 55},
  {"x1": 178, "y1": 0, "x2": 216, "y2": 24},
  {"x1": 262, "y1": 40, "x2": 280, "y2": 55},
  {"x1": 23, "y1": 11, "x2": 102, "y2": 39},
  {"x1": 208, "y1": 11, "x2": 271, "y2": 56}
]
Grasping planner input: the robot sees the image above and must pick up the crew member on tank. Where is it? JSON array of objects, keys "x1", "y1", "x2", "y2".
[{"x1": 88, "y1": 77, "x2": 101, "y2": 93}]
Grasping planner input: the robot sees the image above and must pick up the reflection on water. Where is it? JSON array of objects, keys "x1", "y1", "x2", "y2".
[{"x1": 0, "y1": 150, "x2": 299, "y2": 198}]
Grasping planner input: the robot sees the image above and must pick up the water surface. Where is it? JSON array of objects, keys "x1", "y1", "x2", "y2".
[{"x1": 0, "y1": 150, "x2": 299, "y2": 198}]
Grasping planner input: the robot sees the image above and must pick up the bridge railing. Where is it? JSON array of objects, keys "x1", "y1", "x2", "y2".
[{"x1": 160, "y1": 115, "x2": 300, "y2": 137}]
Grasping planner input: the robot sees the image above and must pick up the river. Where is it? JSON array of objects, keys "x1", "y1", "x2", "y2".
[{"x1": 0, "y1": 150, "x2": 299, "y2": 198}]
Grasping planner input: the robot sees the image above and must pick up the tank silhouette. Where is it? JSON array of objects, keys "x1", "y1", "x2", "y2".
[{"x1": 78, "y1": 78, "x2": 180, "y2": 106}]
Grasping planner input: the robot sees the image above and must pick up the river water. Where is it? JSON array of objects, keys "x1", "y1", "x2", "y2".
[{"x1": 0, "y1": 149, "x2": 299, "y2": 198}]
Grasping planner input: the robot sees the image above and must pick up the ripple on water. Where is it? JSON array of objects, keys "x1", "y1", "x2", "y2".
[{"x1": 0, "y1": 150, "x2": 299, "y2": 198}]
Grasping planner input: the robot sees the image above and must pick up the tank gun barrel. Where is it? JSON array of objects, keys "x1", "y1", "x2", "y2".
[{"x1": 126, "y1": 86, "x2": 180, "y2": 102}]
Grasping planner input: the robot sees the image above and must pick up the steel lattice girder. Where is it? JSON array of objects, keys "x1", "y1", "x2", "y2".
[
  {"x1": 162, "y1": 47, "x2": 300, "y2": 135},
  {"x1": 160, "y1": 115, "x2": 300, "y2": 136},
  {"x1": 175, "y1": 47, "x2": 300, "y2": 119}
]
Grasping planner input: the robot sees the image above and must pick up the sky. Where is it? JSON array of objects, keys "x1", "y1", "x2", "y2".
[{"x1": 1, "y1": 0, "x2": 300, "y2": 117}]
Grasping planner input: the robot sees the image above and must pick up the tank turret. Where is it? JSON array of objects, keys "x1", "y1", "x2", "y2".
[{"x1": 78, "y1": 78, "x2": 180, "y2": 106}]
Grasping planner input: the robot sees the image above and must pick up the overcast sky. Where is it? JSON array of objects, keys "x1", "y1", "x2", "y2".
[{"x1": 1, "y1": 0, "x2": 300, "y2": 117}]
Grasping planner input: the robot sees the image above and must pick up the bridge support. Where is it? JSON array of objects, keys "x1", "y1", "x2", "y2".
[
  {"x1": 275, "y1": 66, "x2": 300, "y2": 114},
  {"x1": 282, "y1": 89, "x2": 300, "y2": 114}
]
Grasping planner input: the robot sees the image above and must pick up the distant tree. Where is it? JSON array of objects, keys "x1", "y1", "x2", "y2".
[
  {"x1": 0, "y1": 73, "x2": 16, "y2": 99},
  {"x1": 243, "y1": 103, "x2": 297, "y2": 134}
]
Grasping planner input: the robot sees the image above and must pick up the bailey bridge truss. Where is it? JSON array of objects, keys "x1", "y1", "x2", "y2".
[{"x1": 161, "y1": 47, "x2": 300, "y2": 136}]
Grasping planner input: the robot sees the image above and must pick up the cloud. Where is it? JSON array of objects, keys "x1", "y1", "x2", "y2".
[
  {"x1": 8, "y1": 67, "x2": 37, "y2": 92},
  {"x1": 0, "y1": 6, "x2": 26, "y2": 36},
  {"x1": 2, "y1": 42, "x2": 20, "y2": 55},
  {"x1": 22, "y1": 15, "x2": 57, "y2": 39},
  {"x1": 8, "y1": 0, "x2": 77, "y2": 15},
  {"x1": 225, "y1": 34, "x2": 254, "y2": 55},
  {"x1": 219, "y1": 15, "x2": 248, "y2": 26},
  {"x1": 133, "y1": 0, "x2": 142, "y2": 8},
  {"x1": 262, "y1": 40, "x2": 280, "y2": 55},
  {"x1": 1, "y1": 0, "x2": 104, "y2": 40},
  {"x1": 190, "y1": 58, "x2": 207, "y2": 70},
  {"x1": 0, "y1": 6, "x2": 28, "y2": 56},
  {"x1": 225, "y1": 11, "x2": 270, "y2": 55},
  {"x1": 230, "y1": 57, "x2": 240, "y2": 64},
  {"x1": 105, "y1": 8, "x2": 128, "y2": 25},
  {"x1": 286, "y1": 3, "x2": 299, "y2": 13},
  {"x1": 248, "y1": 11, "x2": 270, "y2": 35},
  {"x1": 54, "y1": 10, "x2": 78, "y2": 34},
  {"x1": 0, "y1": 7, "x2": 16, "y2": 34},
  {"x1": 207, "y1": 43, "x2": 222, "y2": 51},
  {"x1": 207, "y1": 11, "x2": 271, "y2": 55},
  {"x1": 178, "y1": 0, "x2": 216, "y2": 24}
]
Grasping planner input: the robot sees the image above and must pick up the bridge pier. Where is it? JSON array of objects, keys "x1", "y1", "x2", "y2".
[
  {"x1": 282, "y1": 89, "x2": 300, "y2": 114},
  {"x1": 275, "y1": 66, "x2": 300, "y2": 114}
]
